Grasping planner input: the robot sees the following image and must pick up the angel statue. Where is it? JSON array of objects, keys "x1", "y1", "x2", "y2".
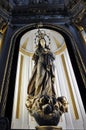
[{"x1": 26, "y1": 29, "x2": 68, "y2": 127}]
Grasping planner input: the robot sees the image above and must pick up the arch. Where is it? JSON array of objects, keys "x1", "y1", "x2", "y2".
[
  {"x1": 5, "y1": 23, "x2": 86, "y2": 128},
  {"x1": 9, "y1": 23, "x2": 86, "y2": 90}
]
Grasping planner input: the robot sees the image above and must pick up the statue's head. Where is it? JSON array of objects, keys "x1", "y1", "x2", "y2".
[
  {"x1": 35, "y1": 29, "x2": 51, "y2": 49},
  {"x1": 39, "y1": 38, "x2": 46, "y2": 48}
]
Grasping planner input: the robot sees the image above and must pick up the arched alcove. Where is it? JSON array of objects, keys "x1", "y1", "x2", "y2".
[{"x1": 5, "y1": 23, "x2": 86, "y2": 129}]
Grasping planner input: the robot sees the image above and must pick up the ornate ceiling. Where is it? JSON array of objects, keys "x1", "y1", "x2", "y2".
[
  {"x1": 8, "y1": 0, "x2": 81, "y2": 7},
  {"x1": 0, "y1": 0, "x2": 83, "y2": 14},
  {"x1": 0, "y1": 0, "x2": 85, "y2": 25}
]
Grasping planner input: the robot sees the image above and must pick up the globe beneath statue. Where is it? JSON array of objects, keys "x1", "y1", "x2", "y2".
[{"x1": 33, "y1": 109, "x2": 61, "y2": 126}]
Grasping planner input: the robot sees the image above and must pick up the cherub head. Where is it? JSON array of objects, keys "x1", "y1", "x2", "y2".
[{"x1": 57, "y1": 96, "x2": 68, "y2": 113}]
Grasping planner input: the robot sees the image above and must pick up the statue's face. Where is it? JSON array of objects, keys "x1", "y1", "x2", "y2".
[{"x1": 40, "y1": 39, "x2": 45, "y2": 48}]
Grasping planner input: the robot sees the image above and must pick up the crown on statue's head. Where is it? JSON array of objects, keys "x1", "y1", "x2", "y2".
[{"x1": 34, "y1": 28, "x2": 51, "y2": 47}]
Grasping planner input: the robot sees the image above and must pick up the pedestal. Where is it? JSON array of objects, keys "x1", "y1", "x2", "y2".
[{"x1": 36, "y1": 126, "x2": 62, "y2": 130}]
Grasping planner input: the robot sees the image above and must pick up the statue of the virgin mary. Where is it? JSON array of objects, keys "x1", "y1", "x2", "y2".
[
  {"x1": 26, "y1": 29, "x2": 68, "y2": 127},
  {"x1": 27, "y1": 37, "x2": 56, "y2": 98}
]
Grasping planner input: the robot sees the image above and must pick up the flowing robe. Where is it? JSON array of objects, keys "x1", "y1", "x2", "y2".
[{"x1": 27, "y1": 45, "x2": 56, "y2": 98}]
